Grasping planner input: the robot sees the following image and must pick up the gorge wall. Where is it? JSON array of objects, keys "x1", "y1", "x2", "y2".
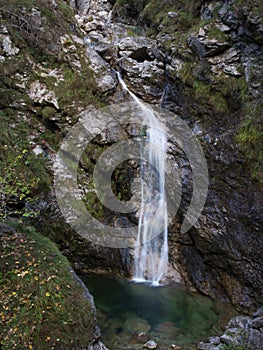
[{"x1": 0, "y1": 0, "x2": 262, "y2": 317}]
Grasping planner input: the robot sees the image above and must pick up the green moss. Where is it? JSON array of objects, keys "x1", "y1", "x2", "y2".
[
  {"x1": 41, "y1": 106, "x2": 57, "y2": 121},
  {"x1": 0, "y1": 110, "x2": 51, "y2": 219},
  {"x1": 236, "y1": 103, "x2": 263, "y2": 186},
  {"x1": 0, "y1": 224, "x2": 95, "y2": 350},
  {"x1": 0, "y1": 0, "x2": 77, "y2": 61},
  {"x1": 142, "y1": 0, "x2": 200, "y2": 33},
  {"x1": 207, "y1": 25, "x2": 229, "y2": 42},
  {"x1": 210, "y1": 93, "x2": 229, "y2": 114},
  {"x1": 56, "y1": 64, "x2": 100, "y2": 111},
  {"x1": 180, "y1": 61, "x2": 195, "y2": 85},
  {"x1": 222, "y1": 344, "x2": 250, "y2": 350}
]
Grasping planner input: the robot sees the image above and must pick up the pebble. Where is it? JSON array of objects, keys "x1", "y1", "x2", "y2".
[{"x1": 144, "y1": 340, "x2": 158, "y2": 349}]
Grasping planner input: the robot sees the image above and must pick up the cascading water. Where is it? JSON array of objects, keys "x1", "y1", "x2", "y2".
[{"x1": 117, "y1": 72, "x2": 168, "y2": 285}]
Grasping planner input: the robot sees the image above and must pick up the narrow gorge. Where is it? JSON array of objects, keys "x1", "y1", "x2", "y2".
[{"x1": 0, "y1": 0, "x2": 262, "y2": 349}]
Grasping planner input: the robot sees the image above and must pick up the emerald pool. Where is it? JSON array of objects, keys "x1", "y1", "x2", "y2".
[{"x1": 82, "y1": 274, "x2": 236, "y2": 349}]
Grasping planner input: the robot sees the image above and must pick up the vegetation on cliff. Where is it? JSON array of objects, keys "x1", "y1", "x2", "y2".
[
  {"x1": 0, "y1": 224, "x2": 95, "y2": 350},
  {"x1": 113, "y1": 0, "x2": 263, "y2": 186}
]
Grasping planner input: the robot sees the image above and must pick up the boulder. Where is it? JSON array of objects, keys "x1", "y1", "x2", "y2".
[
  {"x1": 85, "y1": 47, "x2": 117, "y2": 94},
  {"x1": 188, "y1": 34, "x2": 231, "y2": 58},
  {"x1": 28, "y1": 81, "x2": 59, "y2": 110}
]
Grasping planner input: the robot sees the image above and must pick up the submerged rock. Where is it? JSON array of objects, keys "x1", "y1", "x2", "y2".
[
  {"x1": 143, "y1": 340, "x2": 158, "y2": 349},
  {"x1": 124, "y1": 317, "x2": 151, "y2": 334}
]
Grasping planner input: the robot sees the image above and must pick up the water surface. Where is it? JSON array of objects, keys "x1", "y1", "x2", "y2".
[{"x1": 82, "y1": 274, "x2": 236, "y2": 349}]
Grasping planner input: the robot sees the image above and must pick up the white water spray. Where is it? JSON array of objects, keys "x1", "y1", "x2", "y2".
[{"x1": 117, "y1": 72, "x2": 168, "y2": 285}]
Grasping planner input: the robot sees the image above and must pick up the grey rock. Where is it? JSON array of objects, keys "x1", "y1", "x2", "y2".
[
  {"x1": 168, "y1": 12, "x2": 177, "y2": 18},
  {"x1": 87, "y1": 341, "x2": 109, "y2": 350},
  {"x1": 220, "y1": 333, "x2": 237, "y2": 346},
  {"x1": 0, "y1": 223, "x2": 16, "y2": 235},
  {"x1": 201, "y1": 4, "x2": 214, "y2": 20},
  {"x1": 227, "y1": 316, "x2": 250, "y2": 329},
  {"x1": 1, "y1": 35, "x2": 20, "y2": 56},
  {"x1": 28, "y1": 81, "x2": 59, "y2": 109},
  {"x1": 187, "y1": 35, "x2": 206, "y2": 59},
  {"x1": 209, "y1": 336, "x2": 221, "y2": 345},
  {"x1": 143, "y1": 340, "x2": 158, "y2": 349},
  {"x1": 247, "y1": 328, "x2": 263, "y2": 350},
  {"x1": 253, "y1": 307, "x2": 263, "y2": 317},
  {"x1": 85, "y1": 47, "x2": 117, "y2": 93},
  {"x1": 208, "y1": 47, "x2": 240, "y2": 65},
  {"x1": 198, "y1": 342, "x2": 216, "y2": 350}
]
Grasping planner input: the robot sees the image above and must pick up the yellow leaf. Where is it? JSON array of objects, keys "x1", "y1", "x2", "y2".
[{"x1": 45, "y1": 292, "x2": 50, "y2": 297}]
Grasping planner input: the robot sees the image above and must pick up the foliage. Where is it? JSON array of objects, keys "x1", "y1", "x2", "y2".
[
  {"x1": 236, "y1": 102, "x2": 263, "y2": 186},
  {"x1": 0, "y1": 110, "x2": 50, "y2": 220},
  {"x1": 0, "y1": 0, "x2": 76, "y2": 61},
  {"x1": 207, "y1": 25, "x2": 229, "y2": 42},
  {"x1": 56, "y1": 65, "x2": 99, "y2": 111},
  {"x1": 142, "y1": 0, "x2": 199, "y2": 28},
  {"x1": 0, "y1": 225, "x2": 95, "y2": 349},
  {"x1": 222, "y1": 344, "x2": 250, "y2": 350}
]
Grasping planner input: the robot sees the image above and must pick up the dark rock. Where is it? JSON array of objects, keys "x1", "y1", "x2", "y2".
[
  {"x1": 188, "y1": 34, "x2": 231, "y2": 58},
  {"x1": 247, "y1": 328, "x2": 262, "y2": 350},
  {"x1": 0, "y1": 223, "x2": 16, "y2": 235},
  {"x1": 137, "y1": 332, "x2": 149, "y2": 344},
  {"x1": 250, "y1": 316, "x2": 263, "y2": 329},
  {"x1": 197, "y1": 343, "x2": 215, "y2": 350},
  {"x1": 208, "y1": 336, "x2": 220, "y2": 346}
]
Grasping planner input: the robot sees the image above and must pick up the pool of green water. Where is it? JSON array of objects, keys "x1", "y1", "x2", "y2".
[{"x1": 82, "y1": 274, "x2": 236, "y2": 350}]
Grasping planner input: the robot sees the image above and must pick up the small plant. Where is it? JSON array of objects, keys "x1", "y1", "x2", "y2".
[{"x1": 222, "y1": 344, "x2": 250, "y2": 350}]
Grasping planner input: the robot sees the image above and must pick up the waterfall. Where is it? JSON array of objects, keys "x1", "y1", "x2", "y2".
[{"x1": 117, "y1": 72, "x2": 168, "y2": 285}]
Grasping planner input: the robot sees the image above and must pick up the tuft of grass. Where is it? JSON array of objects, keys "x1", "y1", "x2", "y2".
[{"x1": 0, "y1": 224, "x2": 95, "y2": 350}]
